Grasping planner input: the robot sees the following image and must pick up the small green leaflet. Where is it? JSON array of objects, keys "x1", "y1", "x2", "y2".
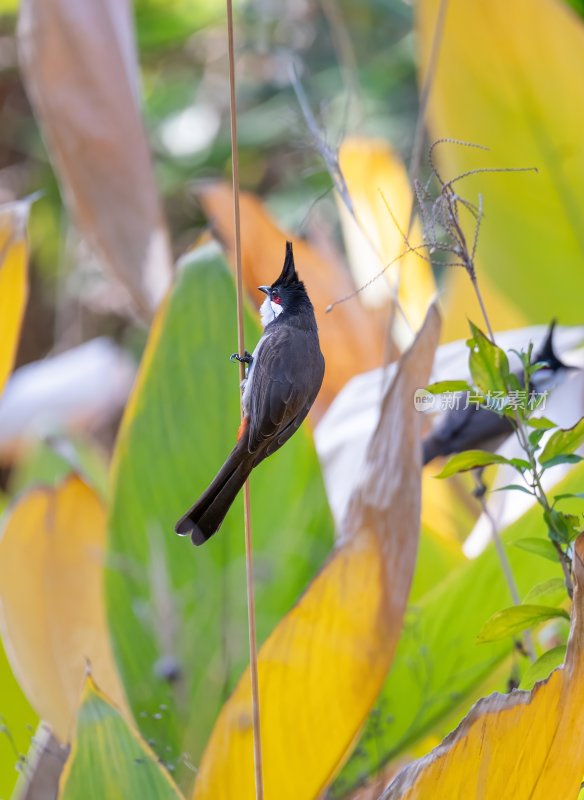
[
  {"x1": 425, "y1": 380, "x2": 473, "y2": 395},
  {"x1": 467, "y1": 320, "x2": 510, "y2": 394},
  {"x1": 476, "y1": 604, "x2": 570, "y2": 644},
  {"x1": 540, "y1": 417, "x2": 584, "y2": 465},
  {"x1": 523, "y1": 578, "x2": 567, "y2": 607},
  {"x1": 519, "y1": 646, "x2": 566, "y2": 691},
  {"x1": 513, "y1": 538, "x2": 559, "y2": 562},
  {"x1": 436, "y1": 450, "x2": 529, "y2": 479}
]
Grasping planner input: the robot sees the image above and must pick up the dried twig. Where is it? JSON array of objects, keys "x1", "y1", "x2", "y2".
[{"x1": 225, "y1": 1, "x2": 264, "y2": 796}]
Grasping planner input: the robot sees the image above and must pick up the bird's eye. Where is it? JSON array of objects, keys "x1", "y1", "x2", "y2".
[{"x1": 271, "y1": 293, "x2": 282, "y2": 305}]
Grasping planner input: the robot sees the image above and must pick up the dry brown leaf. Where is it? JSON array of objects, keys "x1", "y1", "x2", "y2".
[
  {"x1": 18, "y1": 0, "x2": 172, "y2": 319},
  {"x1": 199, "y1": 183, "x2": 386, "y2": 411},
  {"x1": 191, "y1": 303, "x2": 441, "y2": 800},
  {"x1": 382, "y1": 533, "x2": 584, "y2": 800}
]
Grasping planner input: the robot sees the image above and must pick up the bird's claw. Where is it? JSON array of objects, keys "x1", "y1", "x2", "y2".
[{"x1": 230, "y1": 350, "x2": 253, "y2": 365}]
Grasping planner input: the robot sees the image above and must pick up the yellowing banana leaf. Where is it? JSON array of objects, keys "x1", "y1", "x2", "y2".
[
  {"x1": 59, "y1": 678, "x2": 183, "y2": 800},
  {"x1": 417, "y1": 0, "x2": 584, "y2": 324},
  {"x1": 0, "y1": 200, "x2": 30, "y2": 396},
  {"x1": 334, "y1": 461, "x2": 584, "y2": 797},
  {"x1": 0, "y1": 476, "x2": 127, "y2": 742},
  {"x1": 106, "y1": 242, "x2": 334, "y2": 792},
  {"x1": 191, "y1": 305, "x2": 440, "y2": 799},
  {"x1": 337, "y1": 137, "x2": 436, "y2": 335},
  {"x1": 199, "y1": 184, "x2": 386, "y2": 412},
  {"x1": 382, "y1": 534, "x2": 584, "y2": 800},
  {"x1": 18, "y1": 0, "x2": 172, "y2": 319}
]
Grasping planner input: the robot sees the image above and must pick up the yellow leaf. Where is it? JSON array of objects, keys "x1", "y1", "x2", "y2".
[
  {"x1": 382, "y1": 534, "x2": 584, "y2": 800},
  {"x1": 192, "y1": 305, "x2": 441, "y2": 800},
  {"x1": 417, "y1": 0, "x2": 584, "y2": 325},
  {"x1": 199, "y1": 184, "x2": 386, "y2": 412},
  {"x1": 337, "y1": 137, "x2": 436, "y2": 334},
  {"x1": 0, "y1": 200, "x2": 29, "y2": 395},
  {"x1": 0, "y1": 476, "x2": 127, "y2": 742}
]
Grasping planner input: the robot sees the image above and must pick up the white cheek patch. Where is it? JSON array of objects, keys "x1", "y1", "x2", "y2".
[
  {"x1": 259, "y1": 295, "x2": 283, "y2": 327},
  {"x1": 260, "y1": 296, "x2": 274, "y2": 327}
]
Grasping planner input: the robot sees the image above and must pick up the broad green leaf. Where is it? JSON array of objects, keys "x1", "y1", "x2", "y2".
[
  {"x1": 106, "y1": 244, "x2": 333, "y2": 789},
  {"x1": 477, "y1": 604, "x2": 569, "y2": 644},
  {"x1": 540, "y1": 417, "x2": 584, "y2": 465},
  {"x1": 333, "y1": 463, "x2": 584, "y2": 797},
  {"x1": 417, "y1": 0, "x2": 584, "y2": 325},
  {"x1": 513, "y1": 538, "x2": 559, "y2": 562},
  {"x1": 519, "y1": 646, "x2": 566, "y2": 690},
  {"x1": 0, "y1": 476, "x2": 127, "y2": 743},
  {"x1": 436, "y1": 449, "x2": 512, "y2": 478},
  {"x1": 523, "y1": 578, "x2": 567, "y2": 607},
  {"x1": 467, "y1": 321, "x2": 510, "y2": 394},
  {"x1": 59, "y1": 679, "x2": 183, "y2": 799},
  {"x1": 0, "y1": 200, "x2": 29, "y2": 396},
  {"x1": 379, "y1": 538, "x2": 584, "y2": 800}
]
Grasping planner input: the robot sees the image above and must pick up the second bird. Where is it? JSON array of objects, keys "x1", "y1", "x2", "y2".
[{"x1": 175, "y1": 241, "x2": 325, "y2": 545}]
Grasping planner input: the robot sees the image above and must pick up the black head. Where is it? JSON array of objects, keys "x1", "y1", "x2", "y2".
[
  {"x1": 533, "y1": 320, "x2": 572, "y2": 372},
  {"x1": 257, "y1": 241, "x2": 313, "y2": 325}
]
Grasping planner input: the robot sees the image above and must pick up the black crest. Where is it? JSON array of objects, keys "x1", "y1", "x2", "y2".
[
  {"x1": 534, "y1": 319, "x2": 567, "y2": 370},
  {"x1": 272, "y1": 241, "x2": 301, "y2": 288}
]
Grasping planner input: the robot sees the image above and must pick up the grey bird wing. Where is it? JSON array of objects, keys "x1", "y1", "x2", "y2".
[{"x1": 247, "y1": 325, "x2": 324, "y2": 459}]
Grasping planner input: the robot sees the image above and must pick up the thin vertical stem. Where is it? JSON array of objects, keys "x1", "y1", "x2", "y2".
[{"x1": 225, "y1": 1, "x2": 264, "y2": 796}]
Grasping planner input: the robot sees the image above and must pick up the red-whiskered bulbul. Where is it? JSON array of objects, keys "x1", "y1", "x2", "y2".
[
  {"x1": 422, "y1": 320, "x2": 574, "y2": 465},
  {"x1": 175, "y1": 241, "x2": 325, "y2": 545}
]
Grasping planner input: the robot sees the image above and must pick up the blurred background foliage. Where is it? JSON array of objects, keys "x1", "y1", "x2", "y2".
[
  {"x1": 2, "y1": 0, "x2": 584, "y2": 798},
  {"x1": 0, "y1": 0, "x2": 418, "y2": 370}
]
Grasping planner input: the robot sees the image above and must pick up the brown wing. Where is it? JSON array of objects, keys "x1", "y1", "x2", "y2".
[{"x1": 247, "y1": 325, "x2": 324, "y2": 459}]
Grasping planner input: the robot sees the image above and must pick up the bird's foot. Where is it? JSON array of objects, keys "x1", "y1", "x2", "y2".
[{"x1": 230, "y1": 350, "x2": 253, "y2": 365}]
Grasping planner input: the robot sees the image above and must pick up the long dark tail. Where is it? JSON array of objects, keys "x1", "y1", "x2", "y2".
[{"x1": 175, "y1": 444, "x2": 254, "y2": 545}]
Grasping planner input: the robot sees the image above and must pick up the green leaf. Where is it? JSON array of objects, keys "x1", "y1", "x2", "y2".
[
  {"x1": 540, "y1": 417, "x2": 584, "y2": 465},
  {"x1": 513, "y1": 538, "x2": 559, "y2": 562},
  {"x1": 492, "y1": 484, "x2": 533, "y2": 496},
  {"x1": 540, "y1": 453, "x2": 584, "y2": 469},
  {"x1": 436, "y1": 449, "x2": 512, "y2": 478},
  {"x1": 554, "y1": 493, "x2": 584, "y2": 504},
  {"x1": 59, "y1": 679, "x2": 182, "y2": 799},
  {"x1": 332, "y1": 462, "x2": 584, "y2": 797},
  {"x1": 544, "y1": 508, "x2": 581, "y2": 544},
  {"x1": 476, "y1": 604, "x2": 569, "y2": 644},
  {"x1": 425, "y1": 379, "x2": 472, "y2": 395},
  {"x1": 528, "y1": 428, "x2": 546, "y2": 449},
  {"x1": 519, "y1": 646, "x2": 566, "y2": 691},
  {"x1": 526, "y1": 417, "x2": 557, "y2": 431},
  {"x1": 523, "y1": 578, "x2": 567, "y2": 607},
  {"x1": 106, "y1": 244, "x2": 334, "y2": 785},
  {"x1": 467, "y1": 320, "x2": 510, "y2": 394}
]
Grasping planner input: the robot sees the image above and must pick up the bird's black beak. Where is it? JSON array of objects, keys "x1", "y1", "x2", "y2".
[{"x1": 258, "y1": 285, "x2": 270, "y2": 295}]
